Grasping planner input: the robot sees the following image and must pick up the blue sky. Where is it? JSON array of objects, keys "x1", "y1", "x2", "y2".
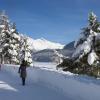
[{"x1": 0, "y1": 0, "x2": 99, "y2": 44}]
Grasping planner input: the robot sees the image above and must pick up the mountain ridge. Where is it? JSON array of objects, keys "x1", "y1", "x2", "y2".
[{"x1": 26, "y1": 36, "x2": 65, "y2": 51}]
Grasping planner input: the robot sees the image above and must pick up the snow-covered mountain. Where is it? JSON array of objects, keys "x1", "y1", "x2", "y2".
[
  {"x1": 32, "y1": 41, "x2": 74, "y2": 62},
  {"x1": 27, "y1": 37, "x2": 64, "y2": 51},
  {"x1": 33, "y1": 49, "x2": 62, "y2": 62}
]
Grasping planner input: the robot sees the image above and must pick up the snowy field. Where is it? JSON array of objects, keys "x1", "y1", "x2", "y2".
[
  {"x1": 33, "y1": 62, "x2": 58, "y2": 70},
  {"x1": 1, "y1": 62, "x2": 100, "y2": 100},
  {"x1": 0, "y1": 63, "x2": 68, "y2": 100}
]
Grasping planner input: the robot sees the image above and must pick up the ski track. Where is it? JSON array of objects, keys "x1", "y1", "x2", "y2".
[{"x1": 0, "y1": 70, "x2": 68, "y2": 100}]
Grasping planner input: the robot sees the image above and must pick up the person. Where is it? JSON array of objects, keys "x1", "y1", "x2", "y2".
[
  {"x1": 18, "y1": 59, "x2": 27, "y2": 86},
  {"x1": 0, "y1": 64, "x2": 1, "y2": 70}
]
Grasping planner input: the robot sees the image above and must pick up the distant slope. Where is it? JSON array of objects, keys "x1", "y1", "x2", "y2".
[
  {"x1": 32, "y1": 41, "x2": 75, "y2": 62},
  {"x1": 63, "y1": 41, "x2": 75, "y2": 50},
  {"x1": 33, "y1": 49, "x2": 61, "y2": 62}
]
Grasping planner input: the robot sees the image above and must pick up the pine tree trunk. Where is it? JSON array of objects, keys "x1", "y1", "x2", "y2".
[
  {"x1": 9, "y1": 56, "x2": 11, "y2": 64},
  {"x1": 2, "y1": 55, "x2": 4, "y2": 64},
  {"x1": 93, "y1": 36, "x2": 95, "y2": 50},
  {"x1": 1, "y1": 55, "x2": 2, "y2": 64}
]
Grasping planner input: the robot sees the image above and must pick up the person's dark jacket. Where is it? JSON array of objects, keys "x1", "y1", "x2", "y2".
[{"x1": 18, "y1": 63, "x2": 27, "y2": 78}]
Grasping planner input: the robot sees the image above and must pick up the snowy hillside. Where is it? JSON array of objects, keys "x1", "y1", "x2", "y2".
[
  {"x1": 63, "y1": 41, "x2": 75, "y2": 50},
  {"x1": 32, "y1": 48, "x2": 73, "y2": 62},
  {"x1": 27, "y1": 37, "x2": 64, "y2": 51},
  {"x1": 32, "y1": 41, "x2": 75, "y2": 62}
]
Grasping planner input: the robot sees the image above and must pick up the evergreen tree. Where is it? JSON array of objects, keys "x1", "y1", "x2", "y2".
[
  {"x1": 73, "y1": 12, "x2": 100, "y2": 66},
  {"x1": 0, "y1": 11, "x2": 8, "y2": 63},
  {"x1": 10, "y1": 23, "x2": 21, "y2": 64},
  {"x1": 53, "y1": 49, "x2": 63, "y2": 64},
  {"x1": 0, "y1": 11, "x2": 33, "y2": 65},
  {"x1": 21, "y1": 36, "x2": 33, "y2": 66},
  {"x1": 0, "y1": 22, "x2": 11, "y2": 63},
  {"x1": 0, "y1": 11, "x2": 21, "y2": 64},
  {"x1": 58, "y1": 12, "x2": 100, "y2": 77}
]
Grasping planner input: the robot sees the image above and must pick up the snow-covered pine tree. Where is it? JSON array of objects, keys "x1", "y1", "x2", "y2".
[
  {"x1": 0, "y1": 22, "x2": 12, "y2": 63},
  {"x1": 0, "y1": 11, "x2": 11, "y2": 64},
  {"x1": 10, "y1": 23, "x2": 21, "y2": 64},
  {"x1": 73, "y1": 12, "x2": 100, "y2": 66},
  {"x1": 0, "y1": 11, "x2": 21, "y2": 64},
  {"x1": 0, "y1": 11, "x2": 7, "y2": 63},
  {"x1": 21, "y1": 36, "x2": 33, "y2": 66},
  {"x1": 57, "y1": 12, "x2": 100, "y2": 77},
  {"x1": 53, "y1": 49, "x2": 63, "y2": 64}
]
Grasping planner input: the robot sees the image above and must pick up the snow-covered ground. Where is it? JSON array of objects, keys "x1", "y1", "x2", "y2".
[
  {"x1": 1, "y1": 62, "x2": 100, "y2": 100},
  {"x1": 0, "y1": 64, "x2": 68, "y2": 100},
  {"x1": 33, "y1": 62, "x2": 58, "y2": 70}
]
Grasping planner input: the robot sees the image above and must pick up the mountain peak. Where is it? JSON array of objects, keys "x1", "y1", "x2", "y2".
[{"x1": 27, "y1": 37, "x2": 64, "y2": 51}]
